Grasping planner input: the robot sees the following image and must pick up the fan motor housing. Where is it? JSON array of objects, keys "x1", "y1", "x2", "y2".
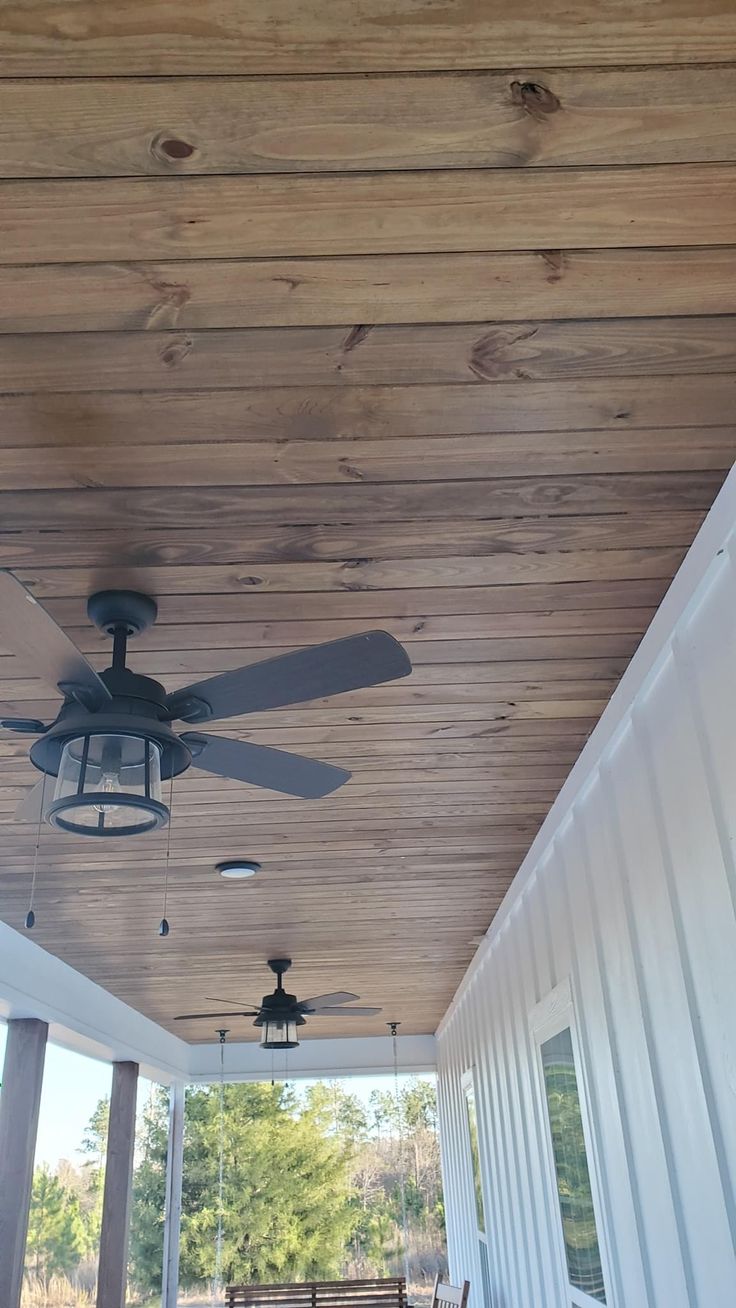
[{"x1": 29, "y1": 701, "x2": 192, "y2": 780}]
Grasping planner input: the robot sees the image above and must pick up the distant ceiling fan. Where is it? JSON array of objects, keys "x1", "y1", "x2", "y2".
[
  {"x1": 175, "y1": 957, "x2": 382, "y2": 1049},
  {"x1": 0, "y1": 573, "x2": 411, "y2": 838}
]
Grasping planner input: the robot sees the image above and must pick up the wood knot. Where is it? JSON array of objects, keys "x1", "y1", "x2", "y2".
[
  {"x1": 150, "y1": 132, "x2": 198, "y2": 165},
  {"x1": 510, "y1": 80, "x2": 561, "y2": 120},
  {"x1": 159, "y1": 334, "x2": 193, "y2": 368}
]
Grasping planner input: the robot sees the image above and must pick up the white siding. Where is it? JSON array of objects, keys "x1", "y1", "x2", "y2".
[{"x1": 436, "y1": 476, "x2": 736, "y2": 1308}]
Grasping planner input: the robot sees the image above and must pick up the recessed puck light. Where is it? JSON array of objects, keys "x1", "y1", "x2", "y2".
[{"x1": 217, "y1": 859, "x2": 261, "y2": 880}]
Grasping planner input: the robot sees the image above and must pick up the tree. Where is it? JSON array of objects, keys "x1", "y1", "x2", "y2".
[
  {"x1": 129, "y1": 1081, "x2": 357, "y2": 1294},
  {"x1": 26, "y1": 1166, "x2": 88, "y2": 1281}
]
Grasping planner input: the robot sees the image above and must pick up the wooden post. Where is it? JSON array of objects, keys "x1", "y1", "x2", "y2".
[
  {"x1": 0, "y1": 1017, "x2": 49, "y2": 1308},
  {"x1": 161, "y1": 1081, "x2": 185, "y2": 1308},
  {"x1": 97, "y1": 1060, "x2": 139, "y2": 1308}
]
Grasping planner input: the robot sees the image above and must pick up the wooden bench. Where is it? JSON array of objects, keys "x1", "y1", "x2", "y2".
[{"x1": 225, "y1": 1276, "x2": 409, "y2": 1308}]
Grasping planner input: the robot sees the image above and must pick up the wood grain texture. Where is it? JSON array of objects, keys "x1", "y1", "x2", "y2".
[
  {"x1": 2, "y1": 166, "x2": 735, "y2": 264},
  {"x1": 0, "y1": 1020, "x2": 48, "y2": 1308},
  {"x1": 0, "y1": 432, "x2": 731, "y2": 490},
  {"x1": 0, "y1": 474, "x2": 723, "y2": 531},
  {"x1": 2, "y1": 67, "x2": 736, "y2": 178},
  {"x1": 0, "y1": 514, "x2": 706, "y2": 569},
  {"x1": 3, "y1": 320, "x2": 736, "y2": 392},
  {"x1": 1, "y1": 377, "x2": 732, "y2": 446},
  {"x1": 3, "y1": 247, "x2": 736, "y2": 333},
  {"x1": 0, "y1": 0, "x2": 731, "y2": 1042},
  {"x1": 0, "y1": 0, "x2": 734, "y2": 75}
]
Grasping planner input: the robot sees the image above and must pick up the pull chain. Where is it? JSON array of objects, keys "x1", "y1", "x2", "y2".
[
  {"x1": 159, "y1": 773, "x2": 175, "y2": 937},
  {"x1": 389, "y1": 1021, "x2": 410, "y2": 1290},
  {"x1": 25, "y1": 774, "x2": 47, "y2": 929}
]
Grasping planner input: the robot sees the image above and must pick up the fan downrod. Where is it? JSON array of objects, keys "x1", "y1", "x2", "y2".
[{"x1": 268, "y1": 958, "x2": 292, "y2": 987}]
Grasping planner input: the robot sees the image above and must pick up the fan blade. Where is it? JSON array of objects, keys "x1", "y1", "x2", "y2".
[
  {"x1": 174, "y1": 1010, "x2": 258, "y2": 1021},
  {"x1": 0, "y1": 572, "x2": 112, "y2": 710},
  {"x1": 182, "y1": 733, "x2": 350, "y2": 799},
  {"x1": 0, "y1": 718, "x2": 49, "y2": 734},
  {"x1": 14, "y1": 779, "x2": 47, "y2": 824},
  {"x1": 297, "y1": 991, "x2": 360, "y2": 1011},
  {"x1": 311, "y1": 1006, "x2": 383, "y2": 1017},
  {"x1": 205, "y1": 995, "x2": 261, "y2": 1009},
  {"x1": 166, "y1": 630, "x2": 411, "y2": 724}
]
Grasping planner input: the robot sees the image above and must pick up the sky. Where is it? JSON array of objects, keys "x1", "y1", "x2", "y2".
[{"x1": 0, "y1": 1023, "x2": 428, "y2": 1170}]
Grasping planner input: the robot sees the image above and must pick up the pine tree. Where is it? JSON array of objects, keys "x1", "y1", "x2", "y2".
[{"x1": 26, "y1": 1166, "x2": 88, "y2": 1281}]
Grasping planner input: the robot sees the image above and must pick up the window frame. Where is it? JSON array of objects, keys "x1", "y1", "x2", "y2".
[{"x1": 529, "y1": 978, "x2": 613, "y2": 1308}]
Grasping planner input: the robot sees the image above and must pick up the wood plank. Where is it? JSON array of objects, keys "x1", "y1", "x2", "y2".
[
  {"x1": 12, "y1": 553, "x2": 685, "y2": 598},
  {"x1": 0, "y1": 377, "x2": 732, "y2": 446},
  {"x1": 97, "y1": 1061, "x2": 138, "y2": 1308},
  {"x1": 2, "y1": 68, "x2": 736, "y2": 179},
  {"x1": 0, "y1": 1019, "x2": 48, "y2": 1308},
  {"x1": 35, "y1": 582, "x2": 666, "y2": 626},
  {"x1": 0, "y1": 0, "x2": 734, "y2": 75},
  {"x1": 0, "y1": 517, "x2": 703, "y2": 569},
  {"x1": 0, "y1": 653, "x2": 629, "y2": 685},
  {"x1": 0, "y1": 431, "x2": 729, "y2": 491},
  {"x1": 0, "y1": 474, "x2": 720, "y2": 532},
  {"x1": 0, "y1": 670, "x2": 617, "y2": 706},
  {"x1": 2, "y1": 167, "x2": 734, "y2": 264},
  {"x1": 4, "y1": 321, "x2": 736, "y2": 392},
  {"x1": 3, "y1": 247, "x2": 736, "y2": 333}
]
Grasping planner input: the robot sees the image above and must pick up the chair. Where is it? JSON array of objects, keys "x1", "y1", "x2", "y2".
[{"x1": 430, "y1": 1273, "x2": 470, "y2": 1308}]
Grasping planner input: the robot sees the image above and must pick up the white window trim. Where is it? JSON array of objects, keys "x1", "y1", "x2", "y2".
[{"x1": 529, "y1": 978, "x2": 614, "y2": 1308}]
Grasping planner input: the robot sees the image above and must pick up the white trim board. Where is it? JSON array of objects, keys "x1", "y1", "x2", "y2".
[{"x1": 437, "y1": 463, "x2": 736, "y2": 1037}]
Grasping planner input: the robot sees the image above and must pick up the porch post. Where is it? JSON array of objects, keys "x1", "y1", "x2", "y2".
[
  {"x1": 0, "y1": 1017, "x2": 49, "y2": 1308},
  {"x1": 97, "y1": 1060, "x2": 139, "y2": 1308},
  {"x1": 161, "y1": 1080, "x2": 185, "y2": 1308}
]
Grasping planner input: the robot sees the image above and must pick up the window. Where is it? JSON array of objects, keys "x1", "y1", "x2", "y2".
[
  {"x1": 463, "y1": 1075, "x2": 485, "y2": 1233},
  {"x1": 541, "y1": 1027, "x2": 606, "y2": 1303},
  {"x1": 531, "y1": 980, "x2": 609, "y2": 1308},
  {"x1": 462, "y1": 1069, "x2": 491, "y2": 1306}
]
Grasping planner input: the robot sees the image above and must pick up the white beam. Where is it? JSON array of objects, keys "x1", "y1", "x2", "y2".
[
  {"x1": 187, "y1": 1032, "x2": 437, "y2": 1081},
  {"x1": 161, "y1": 1081, "x2": 185, "y2": 1308},
  {"x1": 0, "y1": 921, "x2": 189, "y2": 1082}
]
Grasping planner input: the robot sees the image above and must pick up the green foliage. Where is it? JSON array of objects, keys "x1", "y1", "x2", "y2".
[
  {"x1": 26, "y1": 1166, "x2": 89, "y2": 1281},
  {"x1": 129, "y1": 1080, "x2": 357, "y2": 1293},
  {"x1": 26, "y1": 1076, "x2": 445, "y2": 1300}
]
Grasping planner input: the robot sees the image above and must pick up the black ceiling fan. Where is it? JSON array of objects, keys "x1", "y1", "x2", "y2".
[
  {"x1": 0, "y1": 573, "x2": 411, "y2": 837},
  {"x1": 175, "y1": 957, "x2": 382, "y2": 1048}
]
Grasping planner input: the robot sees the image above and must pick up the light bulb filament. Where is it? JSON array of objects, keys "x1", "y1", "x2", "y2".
[{"x1": 94, "y1": 772, "x2": 121, "y2": 814}]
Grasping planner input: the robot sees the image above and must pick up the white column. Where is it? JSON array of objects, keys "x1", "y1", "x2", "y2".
[
  {"x1": 0, "y1": 1017, "x2": 49, "y2": 1308},
  {"x1": 161, "y1": 1081, "x2": 185, "y2": 1308}
]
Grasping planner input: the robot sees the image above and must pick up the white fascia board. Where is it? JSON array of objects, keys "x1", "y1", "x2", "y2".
[
  {"x1": 0, "y1": 920, "x2": 189, "y2": 1083},
  {"x1": 437, "y1": 463, "x2": 736, "y2": 1037},
  {"x1": 187, "y1": 1033, "x2": 437, "y2": 1082}
]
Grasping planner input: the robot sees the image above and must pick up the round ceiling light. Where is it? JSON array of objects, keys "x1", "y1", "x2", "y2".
[{"x1": 217, "y1": 859, "x2": 261, "y2": 879}]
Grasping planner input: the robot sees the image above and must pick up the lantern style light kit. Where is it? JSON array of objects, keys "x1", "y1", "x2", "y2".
[{"x1": 217, "y1": 859, "x2": 262, "y2": 880}]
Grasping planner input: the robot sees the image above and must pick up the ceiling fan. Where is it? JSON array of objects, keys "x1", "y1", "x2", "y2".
[
  {"x1": 175, "y1": 957, "x2": 382, "y2": 1049},
  {"x1": 0, "y1": 573, "x2": 411, "y2": 838}
]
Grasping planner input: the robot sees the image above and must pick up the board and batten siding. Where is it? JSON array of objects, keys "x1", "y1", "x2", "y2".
[{"x1": 435, "y1": 469, "x2": 736, "y2": 1308}]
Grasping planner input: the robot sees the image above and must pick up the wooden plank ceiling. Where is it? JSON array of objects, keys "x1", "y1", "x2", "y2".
[{"x1": 0, "y1": 0, "x2": 735, "y2": 1044}]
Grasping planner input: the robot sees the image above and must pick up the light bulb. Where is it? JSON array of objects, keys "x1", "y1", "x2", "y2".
[{"x1": 94, "y1": 772, "x2": 121, "y2": 814}]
